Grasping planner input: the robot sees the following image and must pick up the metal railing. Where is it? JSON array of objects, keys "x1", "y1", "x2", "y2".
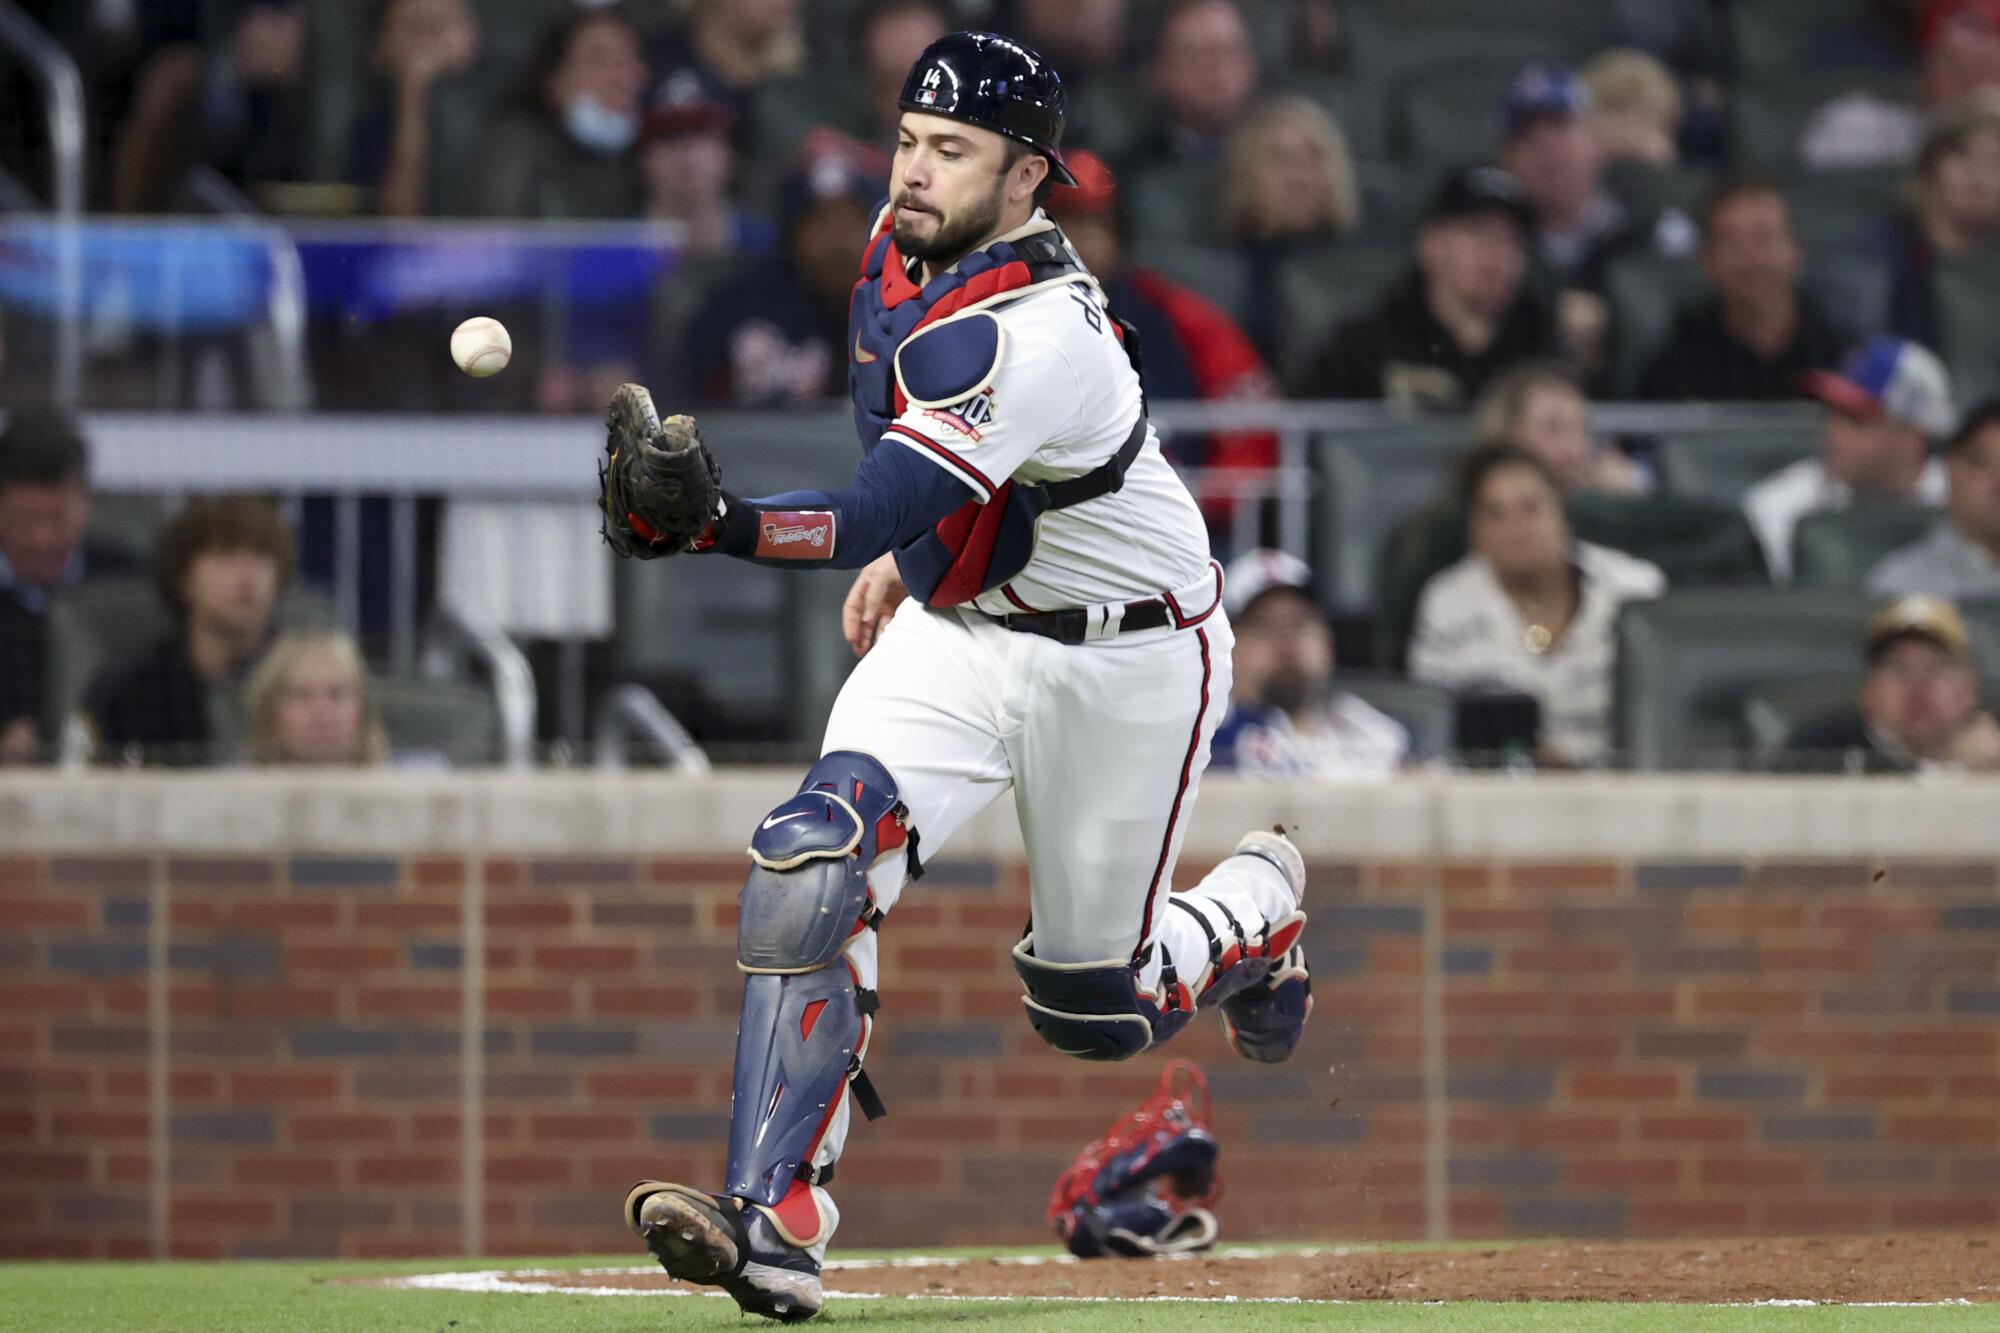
[
  {"x1": 593, "y1": 684, "x2": 711, "y2": 773},
  {"x1": 0, "y1": 0, "x2": 84, "y2": 405}
]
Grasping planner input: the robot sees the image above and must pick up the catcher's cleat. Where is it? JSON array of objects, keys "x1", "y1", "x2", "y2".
[
  {"x1": 1219, "y1": 829, "x2": 1313, "y2": 1064},
  {"x1": 624, "y1": 1179, "x2": 834, "y2": 1323}
]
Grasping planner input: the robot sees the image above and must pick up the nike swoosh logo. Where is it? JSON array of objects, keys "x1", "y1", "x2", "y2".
[
  {"x1": 854, "y1": 333, "x2": 878, "y2": 364},
  {"x1": 761, "y1": 811, "x2": 811, "y2": 831}
]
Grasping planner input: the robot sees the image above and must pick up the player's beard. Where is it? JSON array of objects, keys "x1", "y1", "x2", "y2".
[{"x1": 892, "y1": 173, "x2": 1007, "y2": 269}]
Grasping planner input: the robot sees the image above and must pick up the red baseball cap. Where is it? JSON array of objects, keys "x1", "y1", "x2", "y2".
[{"x1": 1049, "y1": 149, "x2": 1117, "y2": 219}]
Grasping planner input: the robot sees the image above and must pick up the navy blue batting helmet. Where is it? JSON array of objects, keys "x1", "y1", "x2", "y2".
[{"x1": 898, "y1": 31, "x2": 1077, "y2": 186}]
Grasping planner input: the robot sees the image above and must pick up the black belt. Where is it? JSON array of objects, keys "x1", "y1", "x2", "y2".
[{"x1": 986, "y1": 597, "x2": 1173, "y2": 644}]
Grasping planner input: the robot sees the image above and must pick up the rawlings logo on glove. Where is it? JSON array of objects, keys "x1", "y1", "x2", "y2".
[{"x1": 598, "y1": 383, "x2": 723, "y2": 559}]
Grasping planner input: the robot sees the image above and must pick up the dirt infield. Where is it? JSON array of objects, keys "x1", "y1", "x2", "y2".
[{"x1": 379, "y1": 1233, "x2": 2000, "y2": 1304}]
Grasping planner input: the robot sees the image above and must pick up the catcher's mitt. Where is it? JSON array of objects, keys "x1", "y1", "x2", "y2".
[
  {"x1": 599, "y1": 383, "x2": 722, "y2": 559},
  {"x1": 1047, "y1": 1060, "x2": 1222, "y2": 1258}
]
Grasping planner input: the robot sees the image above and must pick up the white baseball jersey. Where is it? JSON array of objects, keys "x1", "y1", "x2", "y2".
[
  {"x1": 878, "y1": 215, "x2": 1214, "y2": 615},
  {"x1": 796, "y1": 214, "x2": 1300, "y2": 1183}
]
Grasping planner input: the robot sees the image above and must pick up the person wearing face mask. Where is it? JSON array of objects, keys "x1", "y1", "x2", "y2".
[
  {"x1": 1209, "y1": 549, "x2": 1411, "y2": 779},
  {"x1": 474, "y1": 4, "x2": 649, "y2": 219}
]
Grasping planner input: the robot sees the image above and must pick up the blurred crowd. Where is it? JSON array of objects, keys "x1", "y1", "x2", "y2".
[{"x1": 5, "y1": 0, "x2": 2000, "y2": 772}]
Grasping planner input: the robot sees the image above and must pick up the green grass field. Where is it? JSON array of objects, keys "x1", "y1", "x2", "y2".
[{"x1": 4, "y1": 1251, "x2": 1999, "y2": 1333}]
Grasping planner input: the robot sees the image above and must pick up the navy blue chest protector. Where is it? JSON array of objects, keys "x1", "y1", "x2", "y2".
[{"x1": 848, "y1": 213, "x2": 1146, "y2": 607}]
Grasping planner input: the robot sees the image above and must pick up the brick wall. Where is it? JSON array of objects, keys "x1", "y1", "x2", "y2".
[{"x1": 2, "y1": 775, "x2": 1997, "y2": 1259}]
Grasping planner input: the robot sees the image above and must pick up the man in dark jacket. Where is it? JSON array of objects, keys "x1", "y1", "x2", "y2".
[
  {"x1": 1640, "y1": 177, "x2": 1847, "y2": 400},
  {"x1": 0, "y1": 409, "x2": 132, "y2": 763},
  {"x1": 86, "y1": 497, "x2": 293, "y2": 766},
  {"x1": 1296, "y1": 166, "x2": 1557, "y2": 408},
  {"x1": 1781, "y1": 594, "x2": 2000, "y2": 772}
]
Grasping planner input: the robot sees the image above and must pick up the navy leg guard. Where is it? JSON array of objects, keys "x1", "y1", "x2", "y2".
[{"x1": 724, "y1": 752, "x2": 909, "y2": 1206}]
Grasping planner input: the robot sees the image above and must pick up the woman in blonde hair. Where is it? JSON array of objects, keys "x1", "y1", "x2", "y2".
[
  {"x1": 245, "y1": 631, "x2": 389, "y2": 766},
  {"x1": 1472, "y1": 362, "x2": 1646, "y2": 496},
  {"x1": 1214, "y1": 94, "x2": 1363, "y2": 357}
]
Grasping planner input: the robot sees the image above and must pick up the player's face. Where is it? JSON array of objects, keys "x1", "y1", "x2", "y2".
[
  {"x1": 1862, "y1": 638, "x2": 1979, "y2": 758},
  {"x1": 893, "y1": 113, "x2": 1040, "y2": 264}
]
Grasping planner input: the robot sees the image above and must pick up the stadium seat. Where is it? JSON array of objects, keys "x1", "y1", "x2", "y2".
[
  {"x1": 1346, "y1": 0, "x2": 1601, "y2": 83},
  {"x1": 1272, "y1": 243, "x2": 1408, "y2": 389},
  {"x1": 1336, "y1": 670, "x2": 1456, "y2": 763},
  {"x1": 1277, "y1": 73, "x2": 1391, "y2": 163},
  {"x1": 1790, "y1": 504, "x2": 1941, "y2": 588},
  {"x1": 1070, "y1": 72, "x2": 1155, "y2": 166},
  {"x1": 1933, "y1": 254, "x2": 2000, "y2": 407},
  {"x1": 1602, "y1": 252, "x2": 1706, "y2": 396},
  {"x1": 1351, "y1": 158, "x2": 1422, "y2": 245},
  {"x1": 1802, "y1": 249, "x2": 1891, "y2": 339},
  {"x1": 1954, "y1": 597, "x2": 2000, "y2": 670},
  {"x1": 1648, "y1": 423, "x2": 1823, "y2": 503},
  {"x1": 1124, "y1": 161, "x2": 1225, "y2": 248},
  {"x1": 1729, "y1": 0, "x2": 1880, "y2": 72},
  {"x1": 1313, "y1": 422, "x2": 1470, "y2": 610},
  {"x1": 1396, "y1": 65, "x2": 1523, "y2": 168},
  {"x1": 373, "y1": 675, "x2": 502, "y2": 766},
  {"x1": 1127, "y1": 242, "x2": 1250, "y2": 322},
  {"x1": 1601, "y1": 161, "x2": 1716, "y2": 225},
  {"x1": 1569, "y1": 492, "x2": 1771, "y2": 586},
  {"x1": 1729, "y1": 71, "x2": 1915, "y2": 172},
  {"x1": 1373, "y1": 503, "x2": 1465, "y2": 672},
  {"x1": 1612, "y1": 588, "x2": 1875, "y2": 769},
  {"x1": 1738, "y1": 672, "x2": 1865, "y2": 763},
  {"x1": 1783, "y1": 171, "x2": 1904, "y2": 251}
]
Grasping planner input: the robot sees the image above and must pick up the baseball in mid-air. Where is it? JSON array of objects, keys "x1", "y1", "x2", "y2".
[{"x1": 450, "y1": 316, "x2": 512, "y2": 378}]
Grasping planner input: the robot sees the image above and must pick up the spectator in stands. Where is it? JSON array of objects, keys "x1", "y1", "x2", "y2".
[
  {"x1": 1472, "y1": 363, "x2": 1646, "y2": 495},
  {"x1": 1211, "y1": 549, "x2": 1411, "y2": 778},
  {"x1": 858, "y1": 1, "x2": 952, "y2": 146},
  {"x1": 1499, "y1": 66, "x2": 1692, "y2": 374},
  {"x1": 1800, "y1": 0, "x2": 2000, "y2": 170},
  {"x1": 1008, "y1": 0, "x2": 1129, "y2": 117},
  {"x1": 1870, "y1": 398, "x2": 2000, "y2": 599},
  {"x1": 1215, "y1": 94, "x2": 1363, "y2": 360},
  {"x1": 1877, "y1": 100, "x2": 2000, "y2": 348},
  {"x1": 1119, "y1": 0, "x2": 1258, "y2": 176},
  {"x1": 1581, "y1": 49, "x2": 1682, "y2": 168},
  {"x1": 680, "y1": 148, "x2": 878, "y2": 406},
  {"x1": 639, "y1": 84, "x2": 771, "y2": 255},
  {"x1": 86, "y1": 497, "x2": 294, "y2": 767},
  {"x1": 1746, "y1": 335, "x2": 1953, "y2": 582},
  {"x1": 473, "y1": 6, "x2": 649, "y2": 219},
  {"x1": 1049, "y1": 150, "x2": 1279, "y2": 538},
  {"x1": 347, "y1": 0, "x2": 482, "y2": 217},
  {"x1": 1781, "y1": 595, "x2": 2000, "y2": 772},
  {"x1": 109, "y1": 0, "x2": 310, "y2": 212},
  {"x1": 1295, "y1": 166, "x2": 1554, "y2": 409},
  {"x1": 244, "y1": 630, "x2": 389, "y2": 766},
  {"x1": 647, "y1": 0, "x2": 801, "y2": 133},
  {"x1": 1409, "y1": 444, "x2": 1665, "y2": 767},
  {"x1": 1639, "y1": 178, "x2": 1847, "y2": 403},
  {"x1": 0, "y1": 410, "x2": 119, "y2": 765}
]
